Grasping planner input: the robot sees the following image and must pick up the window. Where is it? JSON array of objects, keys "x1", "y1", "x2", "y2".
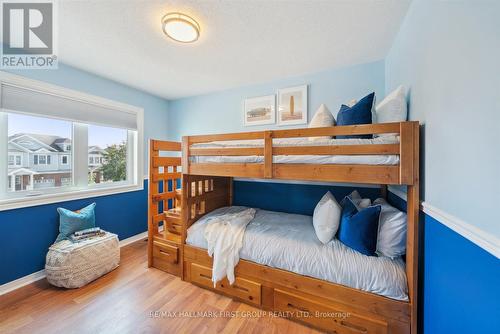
[
  {"x1": 8, "y1": 154, "x2": 22, "y2": 166},
  {"x1": 34, "y1": 154, "x2": 52, "y2": 165},
  {"x1": 88, "y1": 125, "x2": 127, "y2": 185},
  {"x1": 0, "y1": 72, "x2": 143, "y2": 210}
]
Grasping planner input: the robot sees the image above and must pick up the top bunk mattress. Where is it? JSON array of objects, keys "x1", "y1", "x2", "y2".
[
  {"x1": 190, "y1": 136, "x2": 400, "y2": 165},
  {"x1": 186, "y1": 206, "x2": 408, "y2": 301}
]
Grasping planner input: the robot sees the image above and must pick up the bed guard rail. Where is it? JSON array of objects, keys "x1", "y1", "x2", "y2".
[{"x1": 182, "y1": 121, "x2": 419, "y2": 185}]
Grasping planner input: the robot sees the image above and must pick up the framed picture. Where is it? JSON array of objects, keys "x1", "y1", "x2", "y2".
[
  {"x1": 277, "y1": 85, "x2": 308, "y2": 126},
  {"x1": 243, "y1": 95, "x2": 276, "y2": 126}
]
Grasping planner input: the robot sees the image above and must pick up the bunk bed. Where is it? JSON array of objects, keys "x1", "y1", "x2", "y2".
[{"x1": 148, "y1": 121, "x2": 420, "y2": 334}]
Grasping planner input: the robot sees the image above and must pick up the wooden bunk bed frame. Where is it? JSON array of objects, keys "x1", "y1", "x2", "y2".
[{"x1": 148, "y1": 121, "x2": 420, "y2": 334}]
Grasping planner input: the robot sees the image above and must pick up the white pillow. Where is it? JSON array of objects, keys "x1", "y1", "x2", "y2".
[
  {"x1": 348, "y1": 190, "x2": 371, "y2": 209},
  {"x1": 313, "y1": 191, "x2": 341, "y2": 244},
  {"x1": 373, "y1": 198, "x2": 407, "y2": 258},
  {"x1": 375, "y1": 85, "x2": 407, "y2": 126},
  {"x1": 309, "y1": 104, "x2": 335, "y2": 141}
]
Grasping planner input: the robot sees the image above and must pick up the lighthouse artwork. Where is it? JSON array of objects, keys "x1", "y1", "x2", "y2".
[{"x1": 278, "y1": 84, "x2": 308, "y2": 125}]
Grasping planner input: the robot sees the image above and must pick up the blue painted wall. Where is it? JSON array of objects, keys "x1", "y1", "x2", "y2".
[
  {"x1": 385, "y1": 0, "x2": 500, "y2": 238},
  {"x1": 234, "y1": 180, "x2": 380, "y2": 216},
  {"x1": 168, "y1": 60, "x2": 385, "y2": 140},
  {"x1": 421, "y1": 214, "x2": 500, "y2": 334},
  {"x1": 0, "y1": 180, "x2": 148, "y2": 285}
]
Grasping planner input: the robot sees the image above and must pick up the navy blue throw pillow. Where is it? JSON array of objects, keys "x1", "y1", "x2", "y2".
[
  {"x1": 337, "y1": 197, "x2": 381, "y2": 256},
  {"x1": 336, "y1": 92, "x2": 375, "y2": 139}
]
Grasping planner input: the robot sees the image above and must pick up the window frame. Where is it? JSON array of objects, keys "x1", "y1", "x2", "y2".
[{"x1": 0, "y1": 72, "x2": 144, "y2": 211}]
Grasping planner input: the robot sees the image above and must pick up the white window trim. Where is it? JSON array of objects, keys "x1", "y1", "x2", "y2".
[
  {"x1": 0, "y1": 71, "x2": 144, "y2": 212},
  {"x1": 61, "y1": 155, "x2": 69, "y2": 165}
]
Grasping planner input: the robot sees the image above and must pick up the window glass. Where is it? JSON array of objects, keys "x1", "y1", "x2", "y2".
[
  {"x1": 88, "y1": 125, "x2": 128, "y2": 185},
  {"x1": 7, "y1": 113, "x2": 72, "y2": 192}
]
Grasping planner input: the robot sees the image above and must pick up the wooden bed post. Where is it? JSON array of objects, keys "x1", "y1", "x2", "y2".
[
  {"x1": 147, "y1": 139, "x2": 158, "y2": 268},
  {"x1": 380, "y1": 185, "x2": 388, "y2": 199},
  {"x1": 180, "y1": 173, "x2": 190, "y2": 281},
  {"x1": 182, "y1": 136, "x2": 190, "y2": 175},
  {"x1": 406, "y1": 122, "x2": 420, "y2": 334},
  {"x1": 228, "y1": 177, "x2": 234, "y2": 206},
  {"x1": 264, "y1": 131, "x2": 273, "y2": 179}
]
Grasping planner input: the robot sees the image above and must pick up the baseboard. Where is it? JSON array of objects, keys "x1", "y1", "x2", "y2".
[
  {"x1": 0, "y1": 269, "x2": 46, "y2": 296},
  {"x1": 388, "y1": 188, "x2": 499, "y2": 259},
  {"x1": 0, "y1": 230, "x2": 148, "y2": 296},
  {"x1": 119, "y1": 231, "x2": 148, "y2": 247}
]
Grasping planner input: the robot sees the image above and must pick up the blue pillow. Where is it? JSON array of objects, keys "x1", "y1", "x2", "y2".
[
  {"x1": 337, "y1": 197, "x2": 381, "y2": 256},
  {"x1": 336, "y1": 92, "x2": 375, "y2": 139},
  {"x1": 55, "y1": 203, "x2": 96, "y2": 242}
]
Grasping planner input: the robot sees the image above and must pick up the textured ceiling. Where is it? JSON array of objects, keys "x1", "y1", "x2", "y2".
[{"x1": 58, "y1": 0, "x2": 411, "y2": 99}]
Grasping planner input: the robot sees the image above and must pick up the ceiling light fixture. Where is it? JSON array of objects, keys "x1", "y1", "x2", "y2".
[{"x1": 162, "y1": 12, "x2": 200, "y2": 43}]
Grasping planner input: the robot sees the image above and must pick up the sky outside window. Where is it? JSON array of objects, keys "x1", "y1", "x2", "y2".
[{"x1": 8, "y1": 113, "x2": 126, "y2": 148}]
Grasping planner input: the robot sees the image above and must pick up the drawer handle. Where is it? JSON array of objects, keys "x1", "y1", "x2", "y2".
[
  {"x1": 287, "y1": 302, "x2": 309, "y2": 313},
  {"x1": 199, "y1": 273, "x2": 212, "y2": 280},
  {"x1": 220, "y1": 283, "x2": 249, "y2": 293},
  {"x1": 159, "y1": 249, "x2": 171, "y2": 256},
  {"x1": 339, "y1": 320, "x2": 368, "y2": 334}
]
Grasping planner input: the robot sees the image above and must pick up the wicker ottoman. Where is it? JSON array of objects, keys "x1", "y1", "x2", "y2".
[{"x1": 45, "y1": 232, "x2": 120, "y2": 288}]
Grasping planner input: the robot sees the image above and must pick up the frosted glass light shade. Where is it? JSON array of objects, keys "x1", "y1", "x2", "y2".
[{"x1": 162, "y1": 13, "x2": 200, "y2": 43}]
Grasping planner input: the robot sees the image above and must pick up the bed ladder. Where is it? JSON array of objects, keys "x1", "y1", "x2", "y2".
[{"x1": 148, "y1": 140, "x2": 183, "y2": 277}]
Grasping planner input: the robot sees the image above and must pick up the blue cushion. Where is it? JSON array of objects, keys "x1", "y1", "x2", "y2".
[
  {"x1": 55, "y1": 203, "x2": 96, "y2": 242},
  {"x1": 336, "y1": 92, "x2": 375, "y2": 139},
  {"x1": 337, "y1": 197, "x2": 381, "y2": 256}
]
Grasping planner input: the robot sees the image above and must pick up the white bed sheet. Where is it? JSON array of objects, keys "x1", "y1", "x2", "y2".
[
  {"x1": 190, "y1": 136, "x2": 400, "y2": 165},
  {"x1": 186, "y1": 206, "x2": 409, "y2": 301}
]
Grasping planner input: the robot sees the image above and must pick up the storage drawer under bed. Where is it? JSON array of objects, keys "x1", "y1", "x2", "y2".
[
  {"x1": 189, "y1": 262, "x2": 262, "y2": 306},
  {"x1": 274, "y1": 289, "x2": 388, "y2": 334},
  {"x1": 153, "y1": 240, "x2": 179, "y2": 263}
]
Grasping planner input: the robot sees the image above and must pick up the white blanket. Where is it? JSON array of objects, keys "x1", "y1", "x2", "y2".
[{"x1": 204, "y1": 208, "x2": 256, "y2": 286}]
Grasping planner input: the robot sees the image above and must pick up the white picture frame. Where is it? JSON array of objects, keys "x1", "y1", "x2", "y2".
[
  {"x1": 277, "y1": 85, "x2": 308, "y2": 126},
  {"x1": 243, "y1": 95, "x2": 276, "y2": 126}
]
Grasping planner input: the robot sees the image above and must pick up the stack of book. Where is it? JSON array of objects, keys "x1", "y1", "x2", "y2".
[{"x1": 69, "y1": 227, "x2": 105, "y2": 242}]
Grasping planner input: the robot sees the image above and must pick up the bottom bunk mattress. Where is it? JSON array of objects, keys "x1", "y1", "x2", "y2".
[{"x1": 186, "y1": 206, "x2": 408, "y2": 301}]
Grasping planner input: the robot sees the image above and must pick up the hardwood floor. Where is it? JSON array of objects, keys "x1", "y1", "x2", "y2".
[{"x1": 0, "y1": 239, "x2": 323, "y2": 334}]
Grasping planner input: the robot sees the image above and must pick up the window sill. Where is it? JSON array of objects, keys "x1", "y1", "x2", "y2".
[{"x1": 0, "y1": 179, "x2": 145, "y2": 212}]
